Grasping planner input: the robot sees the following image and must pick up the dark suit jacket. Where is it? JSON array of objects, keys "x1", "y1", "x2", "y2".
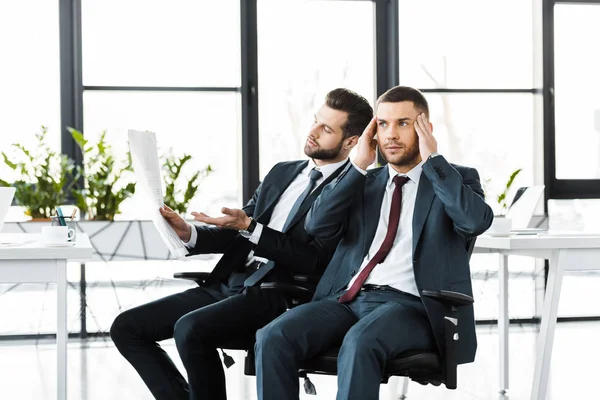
[
  {"x1": 188, "y1": 160, "x2": 348, "y2": 290},
  {"x1": 305, "y1": 156, "x2": 493, "y2": 364}
]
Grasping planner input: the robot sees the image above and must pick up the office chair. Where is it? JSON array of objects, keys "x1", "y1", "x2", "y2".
[
  {"x1": 243, "y1": 237, "x2": 477, "y2": 396},
  {"x1": 175, "y1": 238, "x2": 476, "y2": 395}
]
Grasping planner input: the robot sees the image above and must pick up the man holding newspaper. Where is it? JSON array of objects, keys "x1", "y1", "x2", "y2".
[{"x1": 110, "y1": 88, "x2": 373, "y2": 400}]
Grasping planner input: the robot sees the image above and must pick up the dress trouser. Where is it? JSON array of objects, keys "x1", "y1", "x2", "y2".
[
  {"x1": 110, "y1": 271, "x2": 288, "y2": 400},
  {"x1": 255, "y1": 288, "x2": 437, "y2": 400}
]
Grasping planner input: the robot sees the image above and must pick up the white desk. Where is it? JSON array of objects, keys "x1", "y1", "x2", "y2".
[
  {"x1": 0, "y1": 233, "x2": 93, "y2": 400},
  {"x1": 475, "y1": 233, "x2": 600, "y2": 400}
]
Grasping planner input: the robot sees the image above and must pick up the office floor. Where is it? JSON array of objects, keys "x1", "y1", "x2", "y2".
[{"x1": 0, "y1": 322, "x2": 597, "y2": 400}]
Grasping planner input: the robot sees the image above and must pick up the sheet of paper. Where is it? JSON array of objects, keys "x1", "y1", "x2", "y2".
[{"x1": 128, "y1": 129, "x2": 189, "y2": 259}]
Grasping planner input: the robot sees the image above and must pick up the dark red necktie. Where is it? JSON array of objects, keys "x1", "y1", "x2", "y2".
[{"x1": 339, "y1": 175, "x2": 410, "y2": 303}]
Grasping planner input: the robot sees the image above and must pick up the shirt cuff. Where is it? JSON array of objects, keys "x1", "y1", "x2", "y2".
[
  {"x1": 184, "y1": 223, "x2": 197, "y2": 248},
  {"x1": 248, "y1": 222, "x2": 264, "y2": 245},
  {"x1": 351, "y1": 161, "x2": 368, "y2": 175}
]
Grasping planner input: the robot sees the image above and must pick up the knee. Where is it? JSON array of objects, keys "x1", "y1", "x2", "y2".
[
  {"x1": 109, "y1": 310, "x2": 136, "y2": 346},
  {"x1": 173, "y1": 314, "x2": 195, "y2": 351},
  {"x1": 255, "y1": 322, "x2": 288, "y2": 354}
]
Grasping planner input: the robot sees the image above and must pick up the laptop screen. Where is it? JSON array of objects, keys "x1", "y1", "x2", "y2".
[{"x1": 0, "y1": 187, "x2": 16, "y2": 233}]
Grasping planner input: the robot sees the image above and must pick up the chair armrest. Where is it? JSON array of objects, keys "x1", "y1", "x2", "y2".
[
  {"x1": 259, "y1": 282, "x2": 314, "y2": 304},
  {"x1": 173, "y1": 272, "x2": 211, "y2": 285},
  {"x1": 292, "y1": 274, "x2": 321, "y2": 284},
  {"x1": 422, "y1": 290, "x2": 474, "y2": 308},
  {"x1": 421, "y1": 289, "x2": 473, "y2": 389}
]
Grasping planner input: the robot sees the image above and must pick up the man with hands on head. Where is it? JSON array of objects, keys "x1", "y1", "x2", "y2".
[
  {"x1": 254, "y1": 86, "x2": 494, "y2": 400},
  {"x1": 109, "y1": 88, "x2": 373, "y2": 400}
]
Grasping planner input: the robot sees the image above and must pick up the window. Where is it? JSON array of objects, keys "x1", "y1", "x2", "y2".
[
  {"x1": 0, "y1": 1, "x2": 61, "y2": 183},
  {"x1": 82, "y1": 0, "x2": 241, "y2": 87},
  {"x1": 257, "y1": 0, "x2": 376, "y2": 178},
  {"x1": 398, "y1": 0, "x2": 533, "y2": 89},
  {"x1": 83, "y1": 91, "x2": 241, "y2": 217},
  {"x1": 80, "y1": 0, "x2": 243, "y2": 218},
  {"x1": 554, "y1": 4, "x2": 600, "y2": 179}
]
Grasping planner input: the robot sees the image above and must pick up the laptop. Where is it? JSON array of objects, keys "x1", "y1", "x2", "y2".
[
  {"x1": 0, "y1": 187, "x2": 16, "y2": 233},
  {"x1": 505, "y1": 185, "x2": 545, "y2": 232}
]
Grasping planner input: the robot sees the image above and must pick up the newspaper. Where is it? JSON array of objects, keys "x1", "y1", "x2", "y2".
[{"x1": 128, "y1": 129, "x2": 189, "y2": 259}]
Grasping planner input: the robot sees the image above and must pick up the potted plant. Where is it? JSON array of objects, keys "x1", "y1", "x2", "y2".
[
  {"x1": 486, "y1": 168, "x2": 522, "y2": 236},
  {"x1": 0, "y1": 126, "x2": 78, "y2": 219},
  {"x1": 67, "y1": 127, "x2": 136, "y2": 221},
  {"x1": 162, "y1": 150, "x2": 212, "y2": 217}
]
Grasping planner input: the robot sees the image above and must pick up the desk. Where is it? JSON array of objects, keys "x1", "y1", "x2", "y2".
[
  {"x1": 475, "y1": 234, "x2": 600, "y2": 400},
  {"x1": 0, "y1": 233, "x2": 93, "y2": 400}
]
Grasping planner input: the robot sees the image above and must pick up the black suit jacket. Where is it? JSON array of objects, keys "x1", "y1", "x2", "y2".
[
  {"x1": 188, "y1": 160, "x2": 348, "y2": 290},
  {"x1": 306, "y1": 156, "x2": 493, "y2": 364}
]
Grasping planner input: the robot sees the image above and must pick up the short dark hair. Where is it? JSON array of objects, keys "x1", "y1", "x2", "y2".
[
  {"x1": 325, "y1": 88, "x2": 373, "y2": 139},
  {"x1": 376, "y1": 86, "x2": 429, "y2": 118}
]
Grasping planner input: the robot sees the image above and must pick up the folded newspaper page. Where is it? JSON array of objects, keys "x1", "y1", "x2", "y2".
[{"x1": 128, "y1": 129, "x2": 189, "y2": 259}]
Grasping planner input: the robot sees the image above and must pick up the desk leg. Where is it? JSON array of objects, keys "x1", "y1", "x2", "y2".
[
  {"x1": 530, "y1": 250, "x2": 565, "y2": 400},
  {"x1": 499, "y1": 254, "x2": 509, "y2": 394},
  {"x1": 57, "y1": 259, "x2": 67, "y2": 400}
]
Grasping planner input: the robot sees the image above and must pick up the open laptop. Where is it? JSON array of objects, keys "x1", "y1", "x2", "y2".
[
  {"x1": 505, "y1": 185, "x2": 545, "y2": 233},
  {"x1": 0, "y1": 187, "x2": 16, "y2": 233}
]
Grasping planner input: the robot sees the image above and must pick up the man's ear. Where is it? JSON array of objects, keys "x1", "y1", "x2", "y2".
[{"x1": 345, "y1": 135, "x2": 359, "y2": 149}]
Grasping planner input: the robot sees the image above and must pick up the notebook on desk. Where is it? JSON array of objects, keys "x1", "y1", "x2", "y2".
[{"x1": 0, "y1": 187, "x2": 15, "y2": 233}]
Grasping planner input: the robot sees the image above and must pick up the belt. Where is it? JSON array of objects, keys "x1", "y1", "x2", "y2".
[{"x1": 361, "y1": 284, "x2": 404, "y2": 294}]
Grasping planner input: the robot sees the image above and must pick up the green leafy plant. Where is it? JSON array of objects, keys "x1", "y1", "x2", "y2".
[
  {"x1": 162, "y1": 151, "x2": 212, "y2": 215},
  {"x1": 496, "y1": 168, "x2": 522, "y2": 215},
  {"x1": 0, "y1": 126, "x2": 77, "y2": 218},
  {"x1": 68, "y1": 127, "x2": 136, "y2": 221}
]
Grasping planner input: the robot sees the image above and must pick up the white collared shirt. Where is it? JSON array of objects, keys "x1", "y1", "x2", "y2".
[
  {"x1": 186, "y1": 159, "x2": 348, "y2": 266},
  {"x1": 347, "y1": 162, "x2": 424, "y2": 296}
]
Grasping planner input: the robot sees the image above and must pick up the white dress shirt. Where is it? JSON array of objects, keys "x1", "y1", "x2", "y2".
[
  {"x1": 347, "y1": 162, "x2": 424, "y2": 297},
  {"x1": 185, "y1": 159, "x2": 348, "y2": 266}
]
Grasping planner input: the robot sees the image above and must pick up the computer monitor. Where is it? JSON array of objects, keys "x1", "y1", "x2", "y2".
[{"x1": 0, "y1": 187, "x2": 16, "y2": 233}]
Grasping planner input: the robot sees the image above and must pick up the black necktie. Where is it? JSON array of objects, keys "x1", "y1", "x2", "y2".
[
  {"x1": 281, "y1": 168, "x2": 323, "y2": 233},
  {"x1": 244, "y1": 168, "x2": 323, "y2": 287}
]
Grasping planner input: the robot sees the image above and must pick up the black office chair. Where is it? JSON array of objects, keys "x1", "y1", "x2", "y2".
[
  {"x1": 176, "y1": 237, "x2": 476, "y2": 395},
  {"x1": 242, "y1": 237, "x2": 477, "y2": 396}
]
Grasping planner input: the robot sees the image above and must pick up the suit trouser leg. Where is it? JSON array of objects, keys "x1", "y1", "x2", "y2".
[
  {"x1": 110, "y1": 286, "x2": 226, "y2": 400},
  {"x1": 255, "y1": 297, "x2": 358, "y2": 400},
  {"x1": 337, "y1": 291, "x2": 436, "y2": 400},
  {"x1": 173, "y1": 286, "x2": 288, "y2": 400}
]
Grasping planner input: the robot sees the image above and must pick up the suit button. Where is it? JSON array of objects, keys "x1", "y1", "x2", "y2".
[
  {"x1": 413, "y1": 260, "x2": 418, "y2": 264},
  {"x1": 351, "y1": 270, "x2": 357, "y2": 275}
]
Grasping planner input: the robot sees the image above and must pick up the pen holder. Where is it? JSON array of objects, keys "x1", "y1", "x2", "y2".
[{"x1": 50, "y1": 216, "x2": 77, "y2": 242}]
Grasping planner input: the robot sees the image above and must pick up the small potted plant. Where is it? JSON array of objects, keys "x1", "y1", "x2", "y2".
[
  {"x1": 486, "y1": 168, "x2": 522, "y2": 236},
  {"x1": 162, "y1": 150, "x2": 212, "y2": 218},
  {"x1": 0, "y1": 126, "x2": 78, "y2": 219},
  {"x1": 67, "y1": 127, "x2": 136, "y2": 221}
]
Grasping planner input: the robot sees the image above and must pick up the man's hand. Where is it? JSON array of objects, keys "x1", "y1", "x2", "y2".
[
  {"x1": 159, "y1": 205, "x2": 192, "y2": 242},
  {"x1": 352, "y1": 116, "x2": 378, "y2": 170},
  {"x1": 192, "y1": 207, "x2": 251, "y2": 231},
  {"x1": 414, "y1": 113, "x2": 437, "y2": 160}
]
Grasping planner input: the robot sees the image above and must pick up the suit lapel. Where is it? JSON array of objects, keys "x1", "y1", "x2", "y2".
[
  {"x1": 282, "y1": 160, "x2": 349, "y2": 233},
  {"x1": 362, "y1": 167, "x2": 389, "y2": 257},
  {"x1": 412, "y1": 173, "x2": 435, "y2": 255},
  {"x1": 255, "y1": 160, "x2": 308, "y2": 222}
]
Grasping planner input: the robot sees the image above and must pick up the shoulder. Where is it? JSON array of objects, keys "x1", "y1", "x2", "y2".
[{"x1": 366, "y1": 166, "x2": 386, "y2": 178}]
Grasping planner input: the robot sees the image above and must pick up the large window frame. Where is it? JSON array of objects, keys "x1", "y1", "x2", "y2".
[
  {"x1": 543, "y1": 0, "x2": 600, "y2": 199},
  {"x1": 5, "y1": 0, "x2": 585, "y2": 340}
]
